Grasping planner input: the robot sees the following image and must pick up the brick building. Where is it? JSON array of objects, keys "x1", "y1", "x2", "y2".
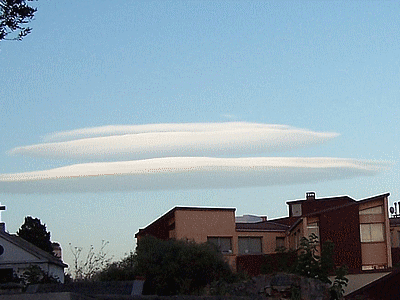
[{"x1": 135, "y1": 192, "x2": 392, "y2": 275}]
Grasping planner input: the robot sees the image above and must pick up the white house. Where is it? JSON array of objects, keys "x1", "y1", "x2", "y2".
[{"x1": 0, "y1": 223, "x2": 67, "y2": 283}]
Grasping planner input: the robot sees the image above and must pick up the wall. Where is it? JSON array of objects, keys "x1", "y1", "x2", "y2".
[
  {"x1": 358, "y1": 198, "x2": 390, "y2": 269},
  {"x1": 233, "y1": 230, "x2": 286, "y2": 255},
  {"x1": 288, "y1": 219, "x2": 304, "y2": 250},
  {"x1": 174, "y1": 209, "x2": 237, "y2": 268},
  {"x1": 0, "y1": 237, "x2": 40, "y2": 263},
  {"x1": 175, "y1": 209, "x2": 236, "y2": 243},
  {"x1": 319, "y1": 204, "x2": 362, "y2": 272}
]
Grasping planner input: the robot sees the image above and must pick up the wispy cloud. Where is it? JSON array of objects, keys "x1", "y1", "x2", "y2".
[
  {"x1": 9, "y1": 122, "x2": 338, "y2": 161},
  {"x1": 0, "y1": 157, "x2": 387, "y2": 194}
]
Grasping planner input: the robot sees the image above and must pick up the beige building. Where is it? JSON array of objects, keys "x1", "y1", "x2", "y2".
[
  {"x1": 136, "y1": 192, "x2": 392, "y2": 276},
  {"x1": 135, "y1": 207, "x2": 287, "y2": 269}
]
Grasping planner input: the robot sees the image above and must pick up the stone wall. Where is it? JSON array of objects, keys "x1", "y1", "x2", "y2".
[{"x1": 0, "y1": 274, "x2": 331, "y2": 300}]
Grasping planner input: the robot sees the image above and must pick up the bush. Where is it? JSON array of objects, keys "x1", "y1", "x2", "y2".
[
  {"x1": 19, "y1": 265, "x2": 59, "y2": 285},
  {"x1": 293, "y1": 233, "x2": 334, "y2": 284},
  {"x1": 135, "y1": 236, "x2": 234, "y2": 295},
  {"x1": 95, "y1": 251, "x2": 136, "y2": 281}
]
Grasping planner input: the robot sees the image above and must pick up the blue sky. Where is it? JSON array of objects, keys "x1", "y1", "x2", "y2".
[{"x1": 0, "y1": 1, "x2": 399, "y2": 271}]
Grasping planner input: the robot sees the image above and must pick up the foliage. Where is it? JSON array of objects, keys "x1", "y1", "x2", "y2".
[
  {"x1": 291, "y1": 234, "x2": 349, "y2": 299},
  {"x1": 19, "y1": 265, "x2": 59, "y2": 285},
  {"x1": 291, "y1": 285, "x2": 301, "y2": 300},
  {"x1": 260, "y1": 247, "x2": 297, "y2": 274},
  {"x1": 134, "y1": 236, "x2": 234, "y2": 295},
  {"x1": 0, "y1": 0, "x2": 37, "y2": 41},
  {"x1": 17, "y1": 216, "x2": 54, "y2": 255},
  {"x1": 95, "y1": 250, "x2": 136, "y2": 281},
  {"x1": 293, "y1": 233, "x2": 334, "y2": 284},
  {"x1": 330, "y1": 265, "x2": 349, "y2": 300},
  {"x1": 69, "y1": 240, "x2": 112, "y2": 281}
]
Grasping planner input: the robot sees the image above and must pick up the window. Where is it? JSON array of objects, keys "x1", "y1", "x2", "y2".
[
  {"x1": 359, "y1": 206, "x2": 383, "y2": 215},
  {"x1": 207, "y1": 237, "x2": 232, "y2": 254},
  {"x1": 307, "y1": 222, "x2": 319, "y2": 240},
  {"x1": 0, "y1": 269, "x2": 13, "y2": 283},
  {"x1": 360, "y1": 223, "x2": 384, "y2": 242},
  {"x1": 291, "y1": 204, "x2": 302, "y2": 217},
  {"x1": 238, "y1": 237, "x2": 262, "y2": 254},
  {"x1": 276, "y1": 237, "x2": 285, "y2": 250}
]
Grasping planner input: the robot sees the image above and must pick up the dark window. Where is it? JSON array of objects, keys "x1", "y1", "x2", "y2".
[
  {"x1": 238, "y1": 237, "x2": 262, "y2": 254},
  {"x1": 0, "y1": 269, "x2": 13, "y2": 283},
  {"x1": 276, "y1": 237, "x2": 285, "y2": 250},
  {"x1": 207, "y1": 237, "x2": 232, "y2": 254}
]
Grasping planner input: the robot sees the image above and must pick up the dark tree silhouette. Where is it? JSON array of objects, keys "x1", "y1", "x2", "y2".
[
  {"x1": 17, "y1": 216, "x2": 54, "y2": 254},
  {"x1": 0, "y1": 0, "x2": 37, "y2": 41},
  {"x1": 133, "y1": 236, "x2": 234, "y2": 295}
]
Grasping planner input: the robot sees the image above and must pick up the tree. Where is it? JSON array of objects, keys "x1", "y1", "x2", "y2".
[
  {"x1": 69, "y1": 240, "x2": 112, "y2": 281},
  {"x1": 17, "y1": 216, "x2": 53, "y2": 254},
  {"x1": 95, "y1": 250, "x2": 136, "y2": 282},
  {"x1": 293, "y1": 234, "x2": 349, "y2": 300},
  {"x1": 293, "y1": 233, "x2": 333, "y2": 283},
  {"x1": 0, "y1": 0, "x2": 37, "y2": 41},
  {"x1": 134, "y1": 236, "x2": 234, "y2": 295}
]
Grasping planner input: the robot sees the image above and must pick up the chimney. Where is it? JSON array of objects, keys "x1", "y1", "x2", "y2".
[
  {"x1": 306, "y1": 192, "x2": 316, "y2": 201},
  {"x1": 52, "y1": 242, "x2": 62, "y2": 260}
]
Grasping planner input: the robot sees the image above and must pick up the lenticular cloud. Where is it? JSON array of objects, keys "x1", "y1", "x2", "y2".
[
  {"x1": 0, "y1": 157, "x2": 386, "y2": 194},
  {"x1": 1, "y1": 122, "x2": 387, "y2": 194},
  {"x1": 9, "y1": 122, "x2": 338, "y2": 160}
]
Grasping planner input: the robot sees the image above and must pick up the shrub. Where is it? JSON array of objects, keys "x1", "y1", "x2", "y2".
[{"x1": 135, "y1": 236, "x2": 234, "y2": 295}]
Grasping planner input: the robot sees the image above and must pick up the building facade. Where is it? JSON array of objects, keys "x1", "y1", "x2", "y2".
[
  {"x1": 135, "y1": 192, "x2": 392, "y2": 273},
  {"x1": 0, "y1": 223, "x2": 67, "y2": 283},
  {"x1": 135, "y1": 207, "x2": 286, "y2": 268}
]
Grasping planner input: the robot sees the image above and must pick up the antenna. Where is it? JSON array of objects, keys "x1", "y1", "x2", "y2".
[{"x1": 390, "y1": 207, "x2": 395, "y2": 216}]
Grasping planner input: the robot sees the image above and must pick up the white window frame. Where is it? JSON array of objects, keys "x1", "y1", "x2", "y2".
[{"x1": 360, "y1": 223, "x2": 384, "y2": 243}]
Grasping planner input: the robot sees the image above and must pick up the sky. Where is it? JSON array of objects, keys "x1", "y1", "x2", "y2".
[{"x1": 0, "y1": 1, "x2": 399, "y2": 272}]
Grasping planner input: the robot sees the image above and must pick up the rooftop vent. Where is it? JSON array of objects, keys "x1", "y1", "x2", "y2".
[{"x1": 306, "y1": 192, "x2": 316, "y2": 200}]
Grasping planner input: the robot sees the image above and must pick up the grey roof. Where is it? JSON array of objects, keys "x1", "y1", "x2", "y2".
[
  {"x1": 0, "y1": 230, "x2": 67, "y2": 268},
  {"x1": 236, "y1": 220, "x2": 289, "y2": 231}
]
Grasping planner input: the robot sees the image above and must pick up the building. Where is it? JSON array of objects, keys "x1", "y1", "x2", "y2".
[
  {"x1": 0, "y1": 222, "x2": 67, "y2": 283},
  {"x1": 284, "y1": 192, "x2": 391, "y2": 272},
  {"x1": 135, "y1": 206, "x2": 287, "y2": 269},
  {"x1": 388, "y1": 207, "x2": 400, "y2": 267},
  {"x1": 136, "y1": 192, "x2": 391, "y2": 272},
  {"x1": 135, "y1": 192, "x2": 393, "y2": 294}
]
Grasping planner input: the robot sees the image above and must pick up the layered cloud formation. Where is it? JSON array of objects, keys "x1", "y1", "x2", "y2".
[
  {"x1": 0, "y1": 122, "x2": 388, "y2": 194},
  {"x1": 0, "y1": 157, "x2": 386, "y2": 194},
  {"x1": 9, "y1": 122, "x2": 338, "y2": 160},
  {"x1": 9, "y1": 122, "x2": 338, "y2": 161}
]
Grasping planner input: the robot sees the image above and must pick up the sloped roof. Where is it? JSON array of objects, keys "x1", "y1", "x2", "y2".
[
  {"x1": 286, "y1": 195, "x2": 356, "y2": 204},
  {"x1": 304, "y1": 193, "x2": 390, "y2": 218},
  {"x1": 236, "y1": 220, "x2": 289, "y2": 231},
  {"x1": 0, "y1": 230, "x2": 67, "y2": 268},
  {"x1": 238, "y1": 193, "x2": 391, "y2": 234}
]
